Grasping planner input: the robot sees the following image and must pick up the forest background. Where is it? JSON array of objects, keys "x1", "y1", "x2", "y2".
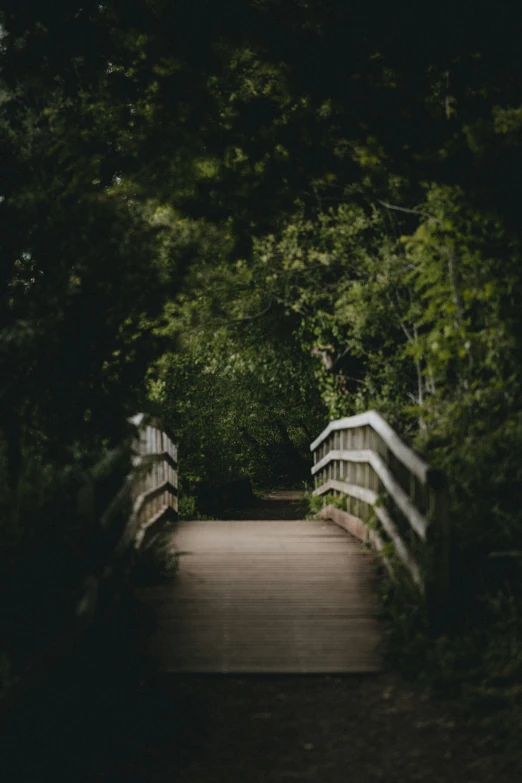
[{"x1": 1, "y1": 0, "x2": 522, "y2": 728}]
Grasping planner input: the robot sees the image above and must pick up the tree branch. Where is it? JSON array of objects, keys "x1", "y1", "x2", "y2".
[{"x1": 377, "y1": 200, "x2": 436, "y2": 220}]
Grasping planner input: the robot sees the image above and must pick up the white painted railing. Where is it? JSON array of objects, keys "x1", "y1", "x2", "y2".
[
  {"x1": 311, "y1": 411, "x2": 449, "y2": 619},
  {"x1": 127, "y1": 413, "x2": 178, "y2": 548},
  {"x1": 0, "y1": 414, "x2": 178, "y2": 714}
]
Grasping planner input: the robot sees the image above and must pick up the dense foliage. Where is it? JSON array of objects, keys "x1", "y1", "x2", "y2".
[
  {"x1": 1, "y1": 0, "x2": 522, "y2": 716},
  {"x1": 149, "y1": 243, "x2": 327, "y2": 504}
]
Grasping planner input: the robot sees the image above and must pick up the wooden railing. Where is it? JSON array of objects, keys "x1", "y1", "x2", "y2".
[
  {"x1": 0, "y1": 414, "x2": 177, "y2": 715},
  {"x1": 310, "y1": 411, "x2": 449, "y2": 621},
  {"x1": 96, "y1": 414, "x2": 178, "y2": 559},
  {"x1": 128, "y1": 413, "x2": 178, "y2": 549}
]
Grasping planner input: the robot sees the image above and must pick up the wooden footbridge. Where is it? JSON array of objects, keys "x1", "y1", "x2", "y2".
[
  {"x1": 132, "y1": 411, "x2": 449, "y2": 675},
  {"x1": 1, "y1": 410, "x2": 450, "y2": 712}
]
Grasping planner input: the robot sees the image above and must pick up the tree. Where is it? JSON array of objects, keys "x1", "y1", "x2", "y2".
[{"x1": 148, "y1": 233, "x2": 327, "y2": 500}]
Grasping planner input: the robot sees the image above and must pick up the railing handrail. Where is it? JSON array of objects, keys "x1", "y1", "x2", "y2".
[
  {"x1": 127, "y1": 414, "x2": 178, "y2": 549},
  {"x1": 0, "y1": 414, "x2": 179, "y2": 716},
  {"x1": 310, "y1": 410, "x2": 431, "y2": 483},
  {"x1": 310, "y1": 410, "x2": 449, "y2": 626},
  {"x1": 312, "y1": 448, "x2": 430, "y2": 539}
]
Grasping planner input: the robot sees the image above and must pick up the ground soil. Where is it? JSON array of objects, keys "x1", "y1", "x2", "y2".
[{"x1": 3, "y1": 493, "x2": 521, "y2": 783}]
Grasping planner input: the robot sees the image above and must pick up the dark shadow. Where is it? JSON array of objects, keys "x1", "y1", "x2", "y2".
[{"x1": 223, "y1": 490, "x2": 309, "y2": 520}]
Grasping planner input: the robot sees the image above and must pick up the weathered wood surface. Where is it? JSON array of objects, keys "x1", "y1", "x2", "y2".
[{"x1": 138, "y1": 519, "x2": 381, "y2": 673}]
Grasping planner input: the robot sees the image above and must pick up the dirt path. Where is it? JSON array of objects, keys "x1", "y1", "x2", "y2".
[
  {"x1": 4, "y1": 492, "x2": 519, "y2": 782},
  {"x1": 91, "y1": 672, "x2": 515, "y2": 783},
  {"x1": 225, "y1": 489, "x2": 310, "y2": 520}
]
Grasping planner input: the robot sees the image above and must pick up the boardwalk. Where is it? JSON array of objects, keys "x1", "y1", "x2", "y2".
[{"x1": 138, "y1": 517, "x2": 381, "y2": 673}]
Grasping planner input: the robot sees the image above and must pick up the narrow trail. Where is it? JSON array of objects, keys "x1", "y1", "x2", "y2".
[{"x1": 4, "y1": 493, "x2": 519, "y2": 782}]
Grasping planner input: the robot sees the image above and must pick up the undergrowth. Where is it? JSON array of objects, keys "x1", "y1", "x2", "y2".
[
  {"x1": 134, "y1": 531, "x2": 180, "y2": 586},
  {"x1": 379, "y1": 550, "x2": 522, "y2": 765},
  {"x1": 178, "y1": 493, "x2": 216, "y2": 521},
  {"x1": 306, "y1": 491, "x2": 348, "y2": 518},
  {"x1": 309, "y1": 491, "x2": 522, "y2": 766}
]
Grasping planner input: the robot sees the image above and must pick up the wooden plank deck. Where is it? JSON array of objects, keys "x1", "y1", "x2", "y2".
[{"x1": 137, "y1": 519, "x2": 381, "y2": 673}]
